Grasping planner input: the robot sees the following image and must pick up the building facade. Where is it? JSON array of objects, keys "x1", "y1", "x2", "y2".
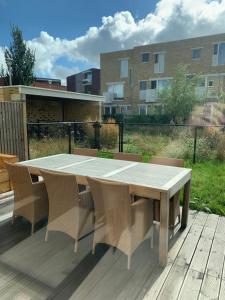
[
  {"x1": 101, "y1": 33, "x2": 225, "y2": 116},
  {"x1": 67, "y1": 68, "x2": 100, "y2": 95}
]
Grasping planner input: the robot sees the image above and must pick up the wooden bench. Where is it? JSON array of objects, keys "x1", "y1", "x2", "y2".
[{"x1": 0, "y1": 154, "x2": 19, "y2": 193}]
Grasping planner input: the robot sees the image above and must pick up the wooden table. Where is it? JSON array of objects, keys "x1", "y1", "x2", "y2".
[{"x1": 19, "y1": 154, "x2": 192, "y2": 267}]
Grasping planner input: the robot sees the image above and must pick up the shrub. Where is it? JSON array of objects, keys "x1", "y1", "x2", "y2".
[{"x1": 101, "y1": 119, "x2": 119, "y2": 149}]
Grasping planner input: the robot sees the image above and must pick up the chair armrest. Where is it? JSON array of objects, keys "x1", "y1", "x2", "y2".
[{"x1": 32, "y1": 181, "x2": 48, "y2": 202}]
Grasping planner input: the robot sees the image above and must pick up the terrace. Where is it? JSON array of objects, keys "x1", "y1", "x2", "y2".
[{"x1": 0, "y1": 193, "x2": 224, "y2": 299}]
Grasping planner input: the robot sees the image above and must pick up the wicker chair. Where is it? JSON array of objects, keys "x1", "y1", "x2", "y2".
[
  {"x1": 74, "y1": 148, "x2": 98, "y2": 157},
  {"x1": 114, "y1": 152, "x2": 142, "y2": 162},
  {"x1": 5, "y1": 163, "x2": 48, "y2": 234},
  {"x1": 150, "y1": 156, "x2": 184, "y2": 227},
  {"x1": 87, "y1": 177, "x2": 153, "y2": 269},
  {"x1": 41, "y1": 169, "x2": 94, "y2": 252}
]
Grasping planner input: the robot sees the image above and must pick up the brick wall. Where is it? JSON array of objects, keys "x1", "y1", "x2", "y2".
[{"x1": 101, "y1": 33, "x2": 225, "y2": 113}]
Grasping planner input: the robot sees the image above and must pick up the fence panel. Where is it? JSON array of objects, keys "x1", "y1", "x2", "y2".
[{"x1": 0, "y1": 101, "x2": 26, "y2": 160}]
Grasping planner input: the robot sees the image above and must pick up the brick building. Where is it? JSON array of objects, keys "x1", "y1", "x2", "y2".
[
  {"x1": 101, "y1": 33, "x2": 225, "y2": 115},
  {"x1": 67, "y1": 68, "x2": 100, "y2": 95},
  {"x1": 0, "y1": 77, "x2": 67, "y2": 91}
]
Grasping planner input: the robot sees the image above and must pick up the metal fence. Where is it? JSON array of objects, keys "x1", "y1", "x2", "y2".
[{"x1": 27, "y1": 121, "x2": 225, "y2": 163}]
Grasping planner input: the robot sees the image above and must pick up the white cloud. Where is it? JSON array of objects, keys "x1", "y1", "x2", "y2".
[
  {"x1": 5, "y1": 0, "x2": 225, "y2": 80},
  {"x1": 0, "y1": 47, "x2": 6, "y2": 70}
]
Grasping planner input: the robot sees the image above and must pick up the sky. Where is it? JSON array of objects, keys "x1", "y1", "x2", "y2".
[{"x1": 1, "y1": 0, "x2": 225, "y2": 83}]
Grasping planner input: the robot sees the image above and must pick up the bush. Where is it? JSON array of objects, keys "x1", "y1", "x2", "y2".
[{"x1": 101, "y1": 119, "x2": 119, "y2": 149}]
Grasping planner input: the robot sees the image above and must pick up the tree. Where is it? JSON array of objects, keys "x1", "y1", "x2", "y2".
[
  {"x1": 160, "y1": 65, "x2": 199, "y2": 124},
  {"x1": 3, "y1": 25, "x2": 35, "y2": 85}
]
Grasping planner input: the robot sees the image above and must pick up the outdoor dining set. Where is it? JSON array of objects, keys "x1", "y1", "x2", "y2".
[{"x1": 2, "y1": 149, "x2": 192, "y2": 269}]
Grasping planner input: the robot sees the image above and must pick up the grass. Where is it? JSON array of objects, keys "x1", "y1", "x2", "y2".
[{"x1": 187, "y1": 161, "x2": 225, "y2": 215}]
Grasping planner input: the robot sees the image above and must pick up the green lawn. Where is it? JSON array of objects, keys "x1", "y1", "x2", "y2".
[{"x1": 187, "y1": 161, "x2": 225, "y2": 215}]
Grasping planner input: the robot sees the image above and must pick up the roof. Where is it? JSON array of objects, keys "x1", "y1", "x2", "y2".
[{"x1": 0, "y1": 85, "x2": 104, "y2": 102}]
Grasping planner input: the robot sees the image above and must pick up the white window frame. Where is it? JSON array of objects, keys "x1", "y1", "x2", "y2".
[
  {"x1": 119, "y1": 58, "x2": 129, "y2": 78},
  {"x1": 212, "y1": 42, "x2": 225, "y2": 66},
  {"x1": 154, "y1": 52, "x2": 165, "y2": 73},
  {"x1": 107, "y1": 82, "x2": 124, "y2": 100},
  {"x1": 138, "y1": 105, "x2": 148, "y2": 116},
  {"x1": 139, "y1": 80, "x2": 148, "y2": 101}
]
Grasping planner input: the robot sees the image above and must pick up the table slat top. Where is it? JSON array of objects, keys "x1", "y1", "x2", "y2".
[{"x1": 19, "y1": 154, "x2": 192, "y2": 193}]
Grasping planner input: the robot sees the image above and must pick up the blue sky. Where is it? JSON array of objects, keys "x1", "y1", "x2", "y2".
[
  {"x1": 1, "y1": 0, "x2": 225, "y2": 81},
  {"x1": 0, "y1": 0, "x2": 157, "y2": 43}
]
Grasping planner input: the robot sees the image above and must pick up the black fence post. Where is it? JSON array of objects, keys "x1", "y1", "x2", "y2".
[
  {"x1": 93, "y1": 121, "x2": 101, "y2": 149},
  {"x1": 193, "y1": 126, "x2": 198, "y2": 164},
  {"x1": 37, "y1": 119, "x2": 40, "y2": 140},
  {"x1": 27, "y1": 123, "x2": 30, "y2": 160},
  {"x1": 68, "y1": 123, "x2": 72, "y2": 154},
  {"x1": 119, "y1": 121, "x2": 124, "y2": 152}
]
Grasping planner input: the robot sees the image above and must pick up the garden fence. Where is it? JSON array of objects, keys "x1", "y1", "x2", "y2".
[{"x1": 27, "y1": 121, "x2": 225, "y2": 163}]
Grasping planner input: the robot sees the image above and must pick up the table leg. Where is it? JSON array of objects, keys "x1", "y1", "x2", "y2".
[
  {"x1": 181, "y1": 179, "x2": 191, "y2": 229},
  {"x1": 159, "y1": 191, "x2": 169, "y2": 267}
]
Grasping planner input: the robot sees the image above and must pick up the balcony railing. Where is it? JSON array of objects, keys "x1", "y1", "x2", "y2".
[{"x1": 140, "y1": 89, "x2": 158, "y2": 102}]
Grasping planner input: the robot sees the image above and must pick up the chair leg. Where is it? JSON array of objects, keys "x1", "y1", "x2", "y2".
[
  {"x1": 45, "y1": 230, "x2": 49, "y2": 242},
  {"x1": 127, "y1": 254, "x2": 131, "y2": 270},
  {"x1": 74, "y1": 240, "x2": 78, "y2": 253},
  {"x1": 151, "y1": 228, "x2": 154, "y2": 249},
  {"x1": 11, "y1": 215, "x2": 15, "y2": 225},
  {"x1": 92, "y1": 242, "x2": 96, "y2": 255},
  {"x1": 31, "y1": 222, "x2": 35, "y2": 235}
]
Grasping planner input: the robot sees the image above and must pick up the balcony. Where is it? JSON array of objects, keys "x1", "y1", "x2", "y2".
[
  {"x1": 82, "y1": 78, "x2": 92, "y2": 85},
  {"x1": 140, "y1": 89, "x2": 158, "y2": 103}
]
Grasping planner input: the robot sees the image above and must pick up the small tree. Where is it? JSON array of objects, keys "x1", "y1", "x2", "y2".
[
  {"x1": 3, "y1": 25, "x2": 35, "y2": 85},
  {"x1": 161, "y1": 65, "x2": 199, "y2": 124}
]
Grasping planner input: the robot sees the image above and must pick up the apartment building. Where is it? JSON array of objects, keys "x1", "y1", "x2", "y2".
[
  {"x1": 67, "y1": 68, "x2": 100, "y2": 95},
  {"x1": 100, "y1": 33, "x2": 225, "y2": 115}
]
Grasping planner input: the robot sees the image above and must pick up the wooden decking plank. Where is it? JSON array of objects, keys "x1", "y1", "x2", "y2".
[
  {"x1": 156, "y1": 212, "x2": 208, "y2": 300},
  {"x1": 178, "y1": 215, "x2": 219, "y2": 300},
  {"x1": 206, "y1": 230, "x2": 225, "y2": 278},
  {"x1": 219, "y1": 279, "x2": 225, "y2": 300},
  {"x1": 66, "y1": 248, "x2": 122, "y2": 300},
  {"x1": 190, "y1": 216, "x2": 219, "y2": 274},
  {"x1": 177, "y1": 269, "x2": 203, "y2": 300},
  {"x1": 115, "y1": 242, "x2": 158, "y2": 300},
  {"x1": 81, "y1": 238, "x2": 156, "y2": 300},
  {"x1": 141, "y1": 210, "x2": 197, "y2": 300},
  {"x1": 198, "y1": 274, "x2": 220, "y2": 300}
]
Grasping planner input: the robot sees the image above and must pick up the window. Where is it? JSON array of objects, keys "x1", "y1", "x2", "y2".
[
  {"x1": 84, "y1": 72, "x2": 92, "y2": 81},
  {"x1": 108, "y1": 83, "x2": 124, "y2": 99},
  {"x1": 120, "y1": 58, "x2": 128, "y2": 78},
  {"x1": 212, "y1": 43, "x2": 225, "y2": 66},
  {"x1": 140, "y1": 80, "x2": 147, "y2": 90},
  {"x1": 120, "y1": 106, "x2": 130, "y2": 113},
  {"x1": 192, "y1": 48, "x2": 201, "y2": 60},
  {"x1": 104, "y1": 106, "x2": 111, "y2": 115},
  {"x1": 139, "y1": 80, "x2": 148, "y2": 100},
  {"x1": 141, "y1": 53, "x2": 150, "y2": 63},
  {"x1": 139, "y1": 105, "x2": 147, "y2": 115},
  {"x1": 151, "y1": 80, "x2": 157, "y2": 89},
  {"x1": 208, "y1": 80, "x2": 214, "y2": 87},
  {"x1": 154, "y1": 53, "x2": 165, "y2": 73},
  {"x1": 198, "y1": 77, "x2": 206, "y2": 87},
  {"x1": 158, "y1": 79, "x2": 170, "y2": 90}
]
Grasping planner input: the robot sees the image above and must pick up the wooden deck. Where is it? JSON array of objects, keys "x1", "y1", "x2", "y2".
[{"x1": 0, "y1": 194, "x2": 225, "y2": 300}]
